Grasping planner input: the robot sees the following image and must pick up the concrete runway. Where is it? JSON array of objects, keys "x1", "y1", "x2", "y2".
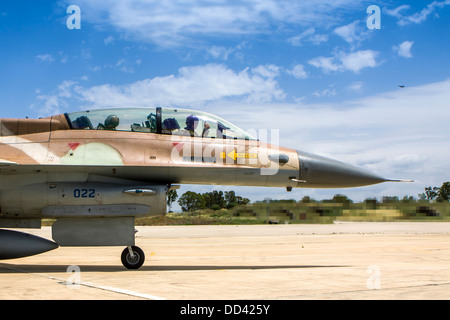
[{"x1": 1, "y1": 222, "x2": 450, "y2": 300}]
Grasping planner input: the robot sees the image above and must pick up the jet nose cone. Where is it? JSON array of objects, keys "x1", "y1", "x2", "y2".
[{"x1": 297, "y1": 150, "x2": 386, "y2": 188}]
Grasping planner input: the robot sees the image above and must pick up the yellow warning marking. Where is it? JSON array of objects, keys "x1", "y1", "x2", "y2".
[{"x1": 220, "y1": 150, "x2": 257, "y2": 160}]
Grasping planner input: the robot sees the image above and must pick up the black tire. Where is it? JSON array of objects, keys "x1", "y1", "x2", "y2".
[{"x1": 121, "y1": 246, "x2": 145, "y2": 269}]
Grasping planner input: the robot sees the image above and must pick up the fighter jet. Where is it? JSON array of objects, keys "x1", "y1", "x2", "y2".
[{"x1": 0, "y1": 107, "x2": 404, "y2": 268}]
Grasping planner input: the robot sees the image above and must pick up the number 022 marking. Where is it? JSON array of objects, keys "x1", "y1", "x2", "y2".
[{"x1": 73, "y1": 188, "x2": 96, "y2": 198}]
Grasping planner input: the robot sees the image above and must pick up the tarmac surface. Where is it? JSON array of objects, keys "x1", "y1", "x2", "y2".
[{"x1": 1, "y1": 222, "x2": 450, "y2": 300}]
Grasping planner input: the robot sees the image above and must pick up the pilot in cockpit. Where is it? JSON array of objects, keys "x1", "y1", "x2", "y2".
[
  {"x1": 184, "y1": 115, "x2": 199, "y2": 137},
  {"x1": 97, "y1": 115, "x2": 119, "y2": 130},
  {"x1": 162, "y1": 118, "x2": 181, "y2": 134},
  {"x1": 216, "y1": 121, "x2": 229, "y2": 138},
  {"x1": 176, "y1": 114, "x2": 211, "y2": 137}
]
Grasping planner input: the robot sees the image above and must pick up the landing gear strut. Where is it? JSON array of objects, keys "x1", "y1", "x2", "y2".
[{"x1": 121, "y1": 246, "x2": 145, "y2": 269}]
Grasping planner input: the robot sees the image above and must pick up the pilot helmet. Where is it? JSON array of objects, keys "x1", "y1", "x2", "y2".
[
  {"x1": 105, "y1": 115, "x2": 120, "y2": 129},
  {"x1": 217, "y1": 122, "x2": 229, "y2": 132},
  {"x1": 185, "y1": 115, "x2": 199, "y2": 129}
]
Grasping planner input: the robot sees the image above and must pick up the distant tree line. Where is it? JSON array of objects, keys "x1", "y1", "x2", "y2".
[
  {"x1": 167, "y1": 189, "x2": 250, "y2": 212},
  {"x1": 167, "y1": 181, "x2": 450, "y2": 213}
]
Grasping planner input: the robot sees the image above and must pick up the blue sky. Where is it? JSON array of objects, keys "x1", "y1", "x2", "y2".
[{"x1": 1, "y1": 0, "x2": 449, "y2": 203}]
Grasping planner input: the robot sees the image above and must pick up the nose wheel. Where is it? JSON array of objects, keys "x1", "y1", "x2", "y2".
[{"x1": 121, "y1": 246, "x2": 145, "y2": 269}]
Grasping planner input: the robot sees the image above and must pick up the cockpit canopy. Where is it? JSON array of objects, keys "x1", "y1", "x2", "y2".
[{"x1": 65, "y1": 107, "x2": 256, "y2": 140}]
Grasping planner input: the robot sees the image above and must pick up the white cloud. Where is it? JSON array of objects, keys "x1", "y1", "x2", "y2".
[
  {"x1": 36, "y1": 54, "x2": 54, "y2": 63},
  {"x1": 34, "y1": 64, "x2": 285, "y2": 114},
  {"x1": 312, "y1": 88, "x2": 336, "y2": 97},
  {"x1": 104, "y1": 36, "x2": 115, "y2": 45},
  {"x1": 308, "y1": 56, "x2": 341, "y2": 73},
  {"x1": 287, "y1": 64, "x2": 308, "y2": 79},
  {"x1": 384, "y1": 5, "x2": 410, "y2": 19},
  {"x1": 339, "y1": 50, "x2": 378, "y2": 73},
  {"x1": 308, "y1": 50, "x2": 379, "y2": 74},
  {"x1": 289, "y1": 28, "x2": 315, "y2": 46},
  {"x1": 252, "y1": 64, "x2": 280, "y2": 78},
  {"x1": 207, "y1": 42, "x2": 247, "y2": 61},
  {"x1": 386, "y1": 1, "x2": 450, "y2": 26},
  {"x1": 309, "y1": 33, "x2": 329, "y2": 45},
  {"x1": 81, "y1": 48, "x2": 92, "y2": 60},
  {"x1": 333, "y1": 20, "x2": 367, "y2": 44},
  {"x1": 207, "y1": 46, "x2": 234, "y2": 61},
  {"x1": 72, "y1": 0, "x2": 364, "y2": 47},
  {"x1": 116, "y1": 59, "x2": 125, "y2": 67},
  {"x1": 30, "y1": 80, "x2": 78, "y2": 116},
  {"x1": 57, "y1": 80, "x2": 76, "y2": 98},
  {"x1": 288, "y1": 27, "x2": 328, "y2": 46},
  {"x1": 394, "y1": 41, "x2": 414, "y2": 58},
  {"x1": 113, "y1": 58, "x2": 143, "y2": 73},
  {"x1": 89, "y1": 66, "x2": 102, "y2": 72},
  {"x1": 347, "y1": 81, "x2": 363, "y2": 91}
]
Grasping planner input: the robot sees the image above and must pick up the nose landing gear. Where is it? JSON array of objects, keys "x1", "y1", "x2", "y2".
[{"x1": 121, "y1": 246, "x2": 145, "y2": 269}]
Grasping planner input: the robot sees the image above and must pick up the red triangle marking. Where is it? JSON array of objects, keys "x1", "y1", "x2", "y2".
[
  {"x1": 68, "y1": 143, "x2": 80, "y2": 151},
  {"x1": 172, "y1": 142, "x2": 184, "y2": 152}
]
